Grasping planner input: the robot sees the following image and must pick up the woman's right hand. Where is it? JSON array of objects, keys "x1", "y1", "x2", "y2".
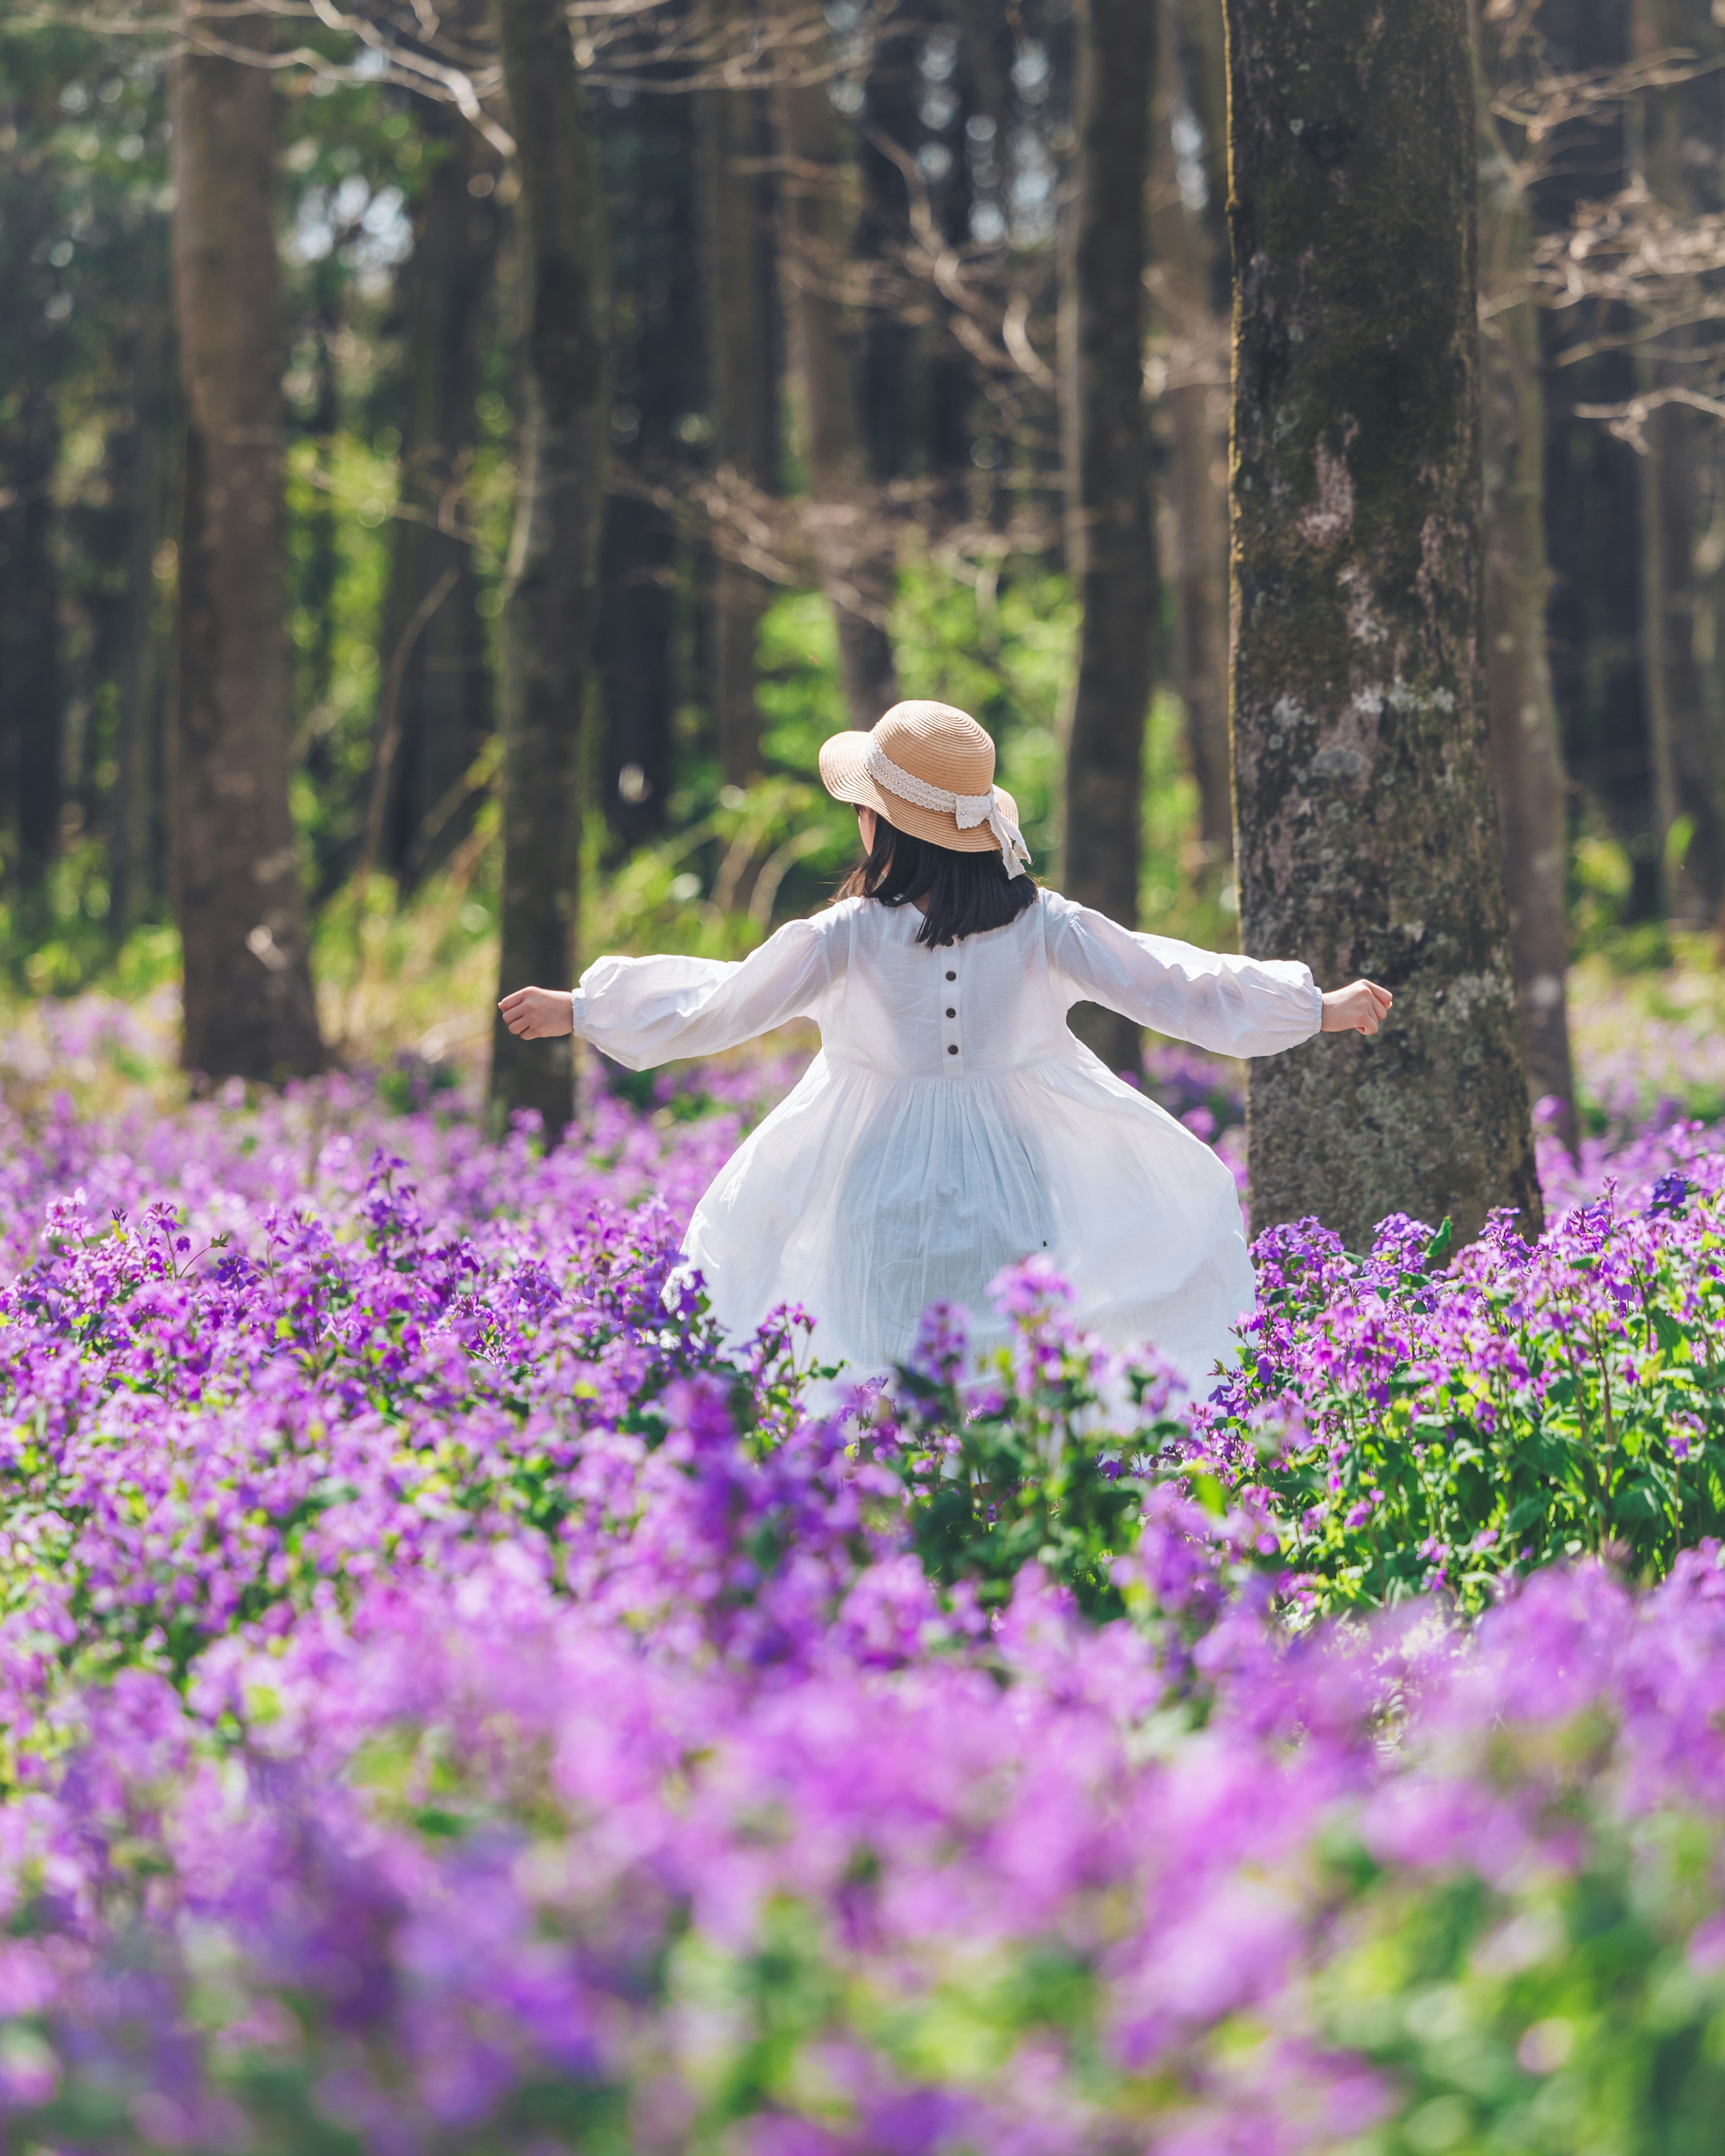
[
  {"x1": 1320, "y1": 980, "x2": 1393, "y2": 1036},
  {"x1": 498, "y1": 987, "x2": 574, "y2": 1039}
]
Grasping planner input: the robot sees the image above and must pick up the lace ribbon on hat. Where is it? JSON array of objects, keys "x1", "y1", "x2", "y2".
[{"x1": 862, "y1": 743, "x2": 1033, "y2": 878}]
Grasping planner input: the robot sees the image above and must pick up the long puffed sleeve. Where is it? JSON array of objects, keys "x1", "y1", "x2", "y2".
[
  {"x1": 571, "y1": 913, "x2": 840, "y2": 1071},
  {"x1": 1046, "y1": 893, "x2": 1322, "y2": 1058}
]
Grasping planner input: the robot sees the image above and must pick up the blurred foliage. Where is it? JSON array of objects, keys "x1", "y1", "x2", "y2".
[{"x1": 1320, "y1": 1837, "x2": 1725, "y2": 2156}]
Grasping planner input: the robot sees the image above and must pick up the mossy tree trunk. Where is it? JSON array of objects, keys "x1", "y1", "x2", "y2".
[
  {"x1": 171, "y1": 0, "x2": 323, "y2": 1082},
  {"x1": 490, "y1": 0, "x2": 610, "y2": 1139},
  {"x1": 698, "y1": 41, "x2": 777, "y2": 785},
  {"x1": 1059, "y1": 0, "x2": 1158, "y2": 1076},
  {"x1": 772, "y1": 72, "x2": 898, "y2": 733},
  {"x1": 1475, "y1": 4, "x2": 1578, "y2": 1152},
  {"x1": 1224, "y1": 0, "x2": 1540, "y2": 1246}
]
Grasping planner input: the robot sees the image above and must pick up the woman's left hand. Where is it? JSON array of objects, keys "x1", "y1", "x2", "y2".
[
  {"x1": 498, "y1": 987, "x2": 574, "y2": 1039},
  {"x1": 1320, "y1": 980, "x2": 1393, "y2": 1036}
]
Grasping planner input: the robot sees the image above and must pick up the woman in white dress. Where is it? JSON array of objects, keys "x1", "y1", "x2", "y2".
[{"x1": 500, "y1": 703, "x2": 1390, "y2": 1392}]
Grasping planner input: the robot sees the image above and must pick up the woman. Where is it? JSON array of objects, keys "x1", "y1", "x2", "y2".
[{"x1": 500, "y1": 701, "x2": 1390, "y2": 1389}]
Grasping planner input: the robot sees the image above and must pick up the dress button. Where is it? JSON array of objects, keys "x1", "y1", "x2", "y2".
[
  {"x1": 945, "y1": 970, "x2": 956, "y2": 982},
  {"x1": 947, "y1": 1044, "x2": 958, "y2": 1056},
  {"x1": 945, "y1": 1007, "x2": 956, "y2": 1018}
]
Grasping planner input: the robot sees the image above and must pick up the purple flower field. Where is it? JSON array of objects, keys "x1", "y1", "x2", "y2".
[{"x1": 0, "y1": 1000, "x2": 1724, "y2": 2151}]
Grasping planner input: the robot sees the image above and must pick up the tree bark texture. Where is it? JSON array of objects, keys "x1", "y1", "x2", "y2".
[
  {"x1": 1475, "y1": 25, "x2": 1578, "y2": 1153},
  {"x1": 772, "y1": 74, "x2": 898, "y2": 733},
  {"x1": 171, "y1": 2, "x2": 322, "y2": 1081},
  {"x1": 1059, "y1": 0, "x2": 1158, "y2": 1076},
  {"x1": 376, "y1": 103, "x2": 501, "y2": 887},
  {"x1": 490, "y1": 0, "x2": 610, "y2": 1138},
  {"x1": 1225, "y1": 0, "x2": 1539, "y2": 1248},
  {"x1": 1633, "y1": 0, "x2": 1725, "y2": 924},
  {"x1": 1150, "y1": 0, "x2": 1232, "y2": 875},
  {"x1": 698, "y1": 58, "x2": 777, "y2": 785}
]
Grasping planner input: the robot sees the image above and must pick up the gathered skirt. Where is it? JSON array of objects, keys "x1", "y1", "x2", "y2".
[{"x1": 681, "y1": 1043, "x2": 1254, "y2": 1396}]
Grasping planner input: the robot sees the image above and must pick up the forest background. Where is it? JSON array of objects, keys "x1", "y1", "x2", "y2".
[{"x1": 1, "y1": 0, "x2": 1724, "y2": 1234}]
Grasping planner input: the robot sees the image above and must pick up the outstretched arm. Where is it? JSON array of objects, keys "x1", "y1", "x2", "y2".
[
  {"x1": 497, "y1": 912, "x2": 838, "y2": 1072},
  {"x1": 1048, "y1": 898, "x2": 1324, "y2": 1058},
  {"x1": 1048, "y1": 896, "x2": 1395, "y2": 1057}
]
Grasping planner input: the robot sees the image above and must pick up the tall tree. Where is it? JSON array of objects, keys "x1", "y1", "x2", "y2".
[
  {"x1": 1474, "y1": 2, "x2": 1578, "y2": 1150},
  {"x1": 597, "y1": 80, "x2": 701, "y2": 851},
  {"x1": 1225, "y1": 0, "x2": 1539, "y2": 1247},
  {"x1": 375, "y1": 94, "x2": 502, "y2": 886},
  {"x1": 773, "y1": 68, "x2": 899, "y2": 732},
  {"x1": 698, "y1": 49, "x2": 778, "y2": 784},
  {"x1": 1632, "y1": 0, "x2": 1725, "y2": 924},
  {"x1": 489, "y1": 0, "x2": 610, "y2": 1137},
  {"x1": 1533, "y1": 0, "x2": 1656, "y2": 924},
  {"x1": 1149, "y1": 0, "x2": 1232, "y2": 880},
  {"x1": 857, "y1": 8, "x2": 921, "y2": 491},
  {"x1": 172, "y1": 0, "x2": 322, "y2": 1080},
  {"x1": 0, "y1": 385, "x2": 62, "y2": 899},
  {"x1": 0, "y1": 58, "x2": 66, "y2": 904},
  {"x1": 857, "y1": 14, "x2": 976, "y2": 506},
  {"x1": 1059, "y1": 0, "x2": 1158, "y2": 1075},
  {"x1": 107, "y1": 286, "x2": 175, "y2": 938}
]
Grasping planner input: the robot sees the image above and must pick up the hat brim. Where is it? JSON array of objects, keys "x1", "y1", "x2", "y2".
[{"x1": 818, "y1": 730, "x2": 1018, "y2": 857}]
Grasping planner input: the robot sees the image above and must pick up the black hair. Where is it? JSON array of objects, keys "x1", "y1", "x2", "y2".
[{"x1": 835, "y1": 812, "x2": 1039, "y2": 949}]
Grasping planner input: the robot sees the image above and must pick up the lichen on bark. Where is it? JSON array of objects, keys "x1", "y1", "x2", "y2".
[{"x1": 1224, "y1": 0, "x2": 1540, "y2": 1247}]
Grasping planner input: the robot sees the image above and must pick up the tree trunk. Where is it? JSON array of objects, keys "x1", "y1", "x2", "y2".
[
  {"x1": 1532, "y1": 0, "x2": 1657, "y2": 922},
  {"x1": 111, "y1": 291, "x2": 176, "y2": 938},
  {"x1": 1150, "y1": 0, "x2": 1232, "y2": 878},
  {"x1": 1059, "y1": 0, "x2": 1158, "y2": 1076},
  {"x1": 698, "y1": 53, "x2": 777, "y2": 785},
  {"x1": 1632, "y1": 0, "x2": 1725, "y2": 923},
  {"x1": 597, "y1": 491, "x2": 677, "y2": 848},
  {"x1": 376, "y1": 103, "x2": 501, "y2": 886},
  {"x1": 858, "y1": 12, "x2": 920, "y2": 490},
  {"x1": 771, "y1": 73, "x2": 898, "y2": 732},
  {"x1": 1225, "y1": 0, "x2": 1539, "y2": 1248},
  {"x1": 1474, "y1": 5, "x2": 1578, "y2": 1154},
  {"x1": 0, "y1": 386, "x2": 63, "y2": 900},
  {"x1": 171, "y1": 0, "x2": 322, "y2": 1081},
  {"x1": 489, "y1": 0, "x2": 610, "y2": 1139},
  {"x1": 0, "y1": 72, "x2": 65, "y2": 914},
  {"x1": 1642, "y1": 394, "x2": 1723, "y2": 922},
  {"x1": 597, "y1": 82, "x2": 701, "y2": 852}
]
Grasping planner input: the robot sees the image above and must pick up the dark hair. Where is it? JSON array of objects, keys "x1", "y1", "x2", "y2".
[{"x1": 835, "y1": 813, "x2": 1039, "y2": 948}]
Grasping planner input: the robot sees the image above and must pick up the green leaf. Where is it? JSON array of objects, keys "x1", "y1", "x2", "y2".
[
  {"x1": 1424, "y1": 1218, "x2": 1454, "y2": 1271},
  {"x1": 1613, "y1": 1479, "x2": 1666, "y2": 1523}
]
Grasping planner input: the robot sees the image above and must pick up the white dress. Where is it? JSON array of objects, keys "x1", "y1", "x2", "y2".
[{"x1": 570, "y1": 890, "x2": 1322, "y2": 1392}]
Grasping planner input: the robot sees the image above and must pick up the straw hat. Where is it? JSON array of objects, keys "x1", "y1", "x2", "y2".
[{"x1": 818, "y1": 701, "x2": 1032, "y2": 877}]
